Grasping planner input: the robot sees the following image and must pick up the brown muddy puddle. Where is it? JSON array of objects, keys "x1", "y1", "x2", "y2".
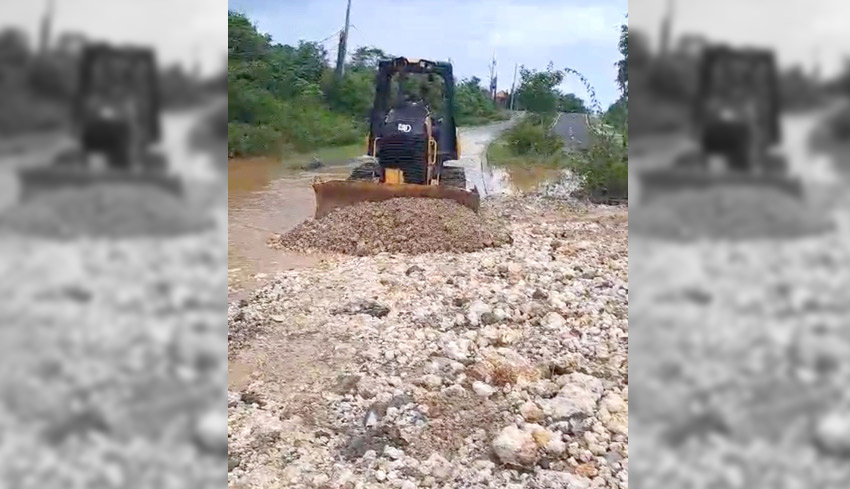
[
  {"x1": 228, "y1": 153, "x2": 562, "y2": 295},
  {"x1": 228, "y1": 157, "x2": 350, "y2": 293}
]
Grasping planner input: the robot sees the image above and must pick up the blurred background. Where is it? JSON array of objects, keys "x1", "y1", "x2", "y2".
[
  {"x1": 629, "y1": 0, "x2": 850, "y2": 487},
  {"x1": 0, "y1": 1, "x2": 227, "y2": 488}
]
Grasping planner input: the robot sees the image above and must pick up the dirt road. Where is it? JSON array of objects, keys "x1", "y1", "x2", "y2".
[{"x1": 227, "y1": 113, "x2": 629, "y2": 487}]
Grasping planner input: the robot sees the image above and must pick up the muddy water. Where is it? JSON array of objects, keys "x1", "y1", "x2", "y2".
[{"x1": 227, "y1": 158, "x2": 351, "y2": 291}]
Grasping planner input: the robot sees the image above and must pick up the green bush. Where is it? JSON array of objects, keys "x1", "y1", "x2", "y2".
[
  {"x1": 503, "y1": 118, "x2": 564, "y2": 156},
  {"x1": 227, "y1": 122, "x2": 283, "y2": 158},
  {"x1": 566, "y1": 126, "x2": 628, "y2": 201}
]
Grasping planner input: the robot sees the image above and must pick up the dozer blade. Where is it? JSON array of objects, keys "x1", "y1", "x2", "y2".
[
  {"x1": 17, "y1": 166, "x2": 184, "y2": 203},
  {"x1": 638, "y1": 167, "x2": 804, "y2": 205},
  {"x1": 313, "y1": 179, "x2": 480, "y2": 219}
]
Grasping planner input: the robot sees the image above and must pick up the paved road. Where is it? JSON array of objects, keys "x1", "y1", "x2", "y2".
[{"x1": 551, "y1": 112, "x2": 590, "y2": 150}]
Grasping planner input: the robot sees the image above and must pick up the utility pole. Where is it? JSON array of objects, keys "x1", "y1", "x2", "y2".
[
  {"x1": 659, "y1": 0, "x2": 675, "y2": 58},
  {"x1": 335, "y1": 0, "x2": 352, "y2": 81},
  {"x1": 509, "y1": 63, "x2": 518, "y2": 110},
  {"x1": 488, "y1": 51, "x2": 497, "y2": 101},
  {"x1": 39, "y1": 0, "x2": 55, "y2": 56}
]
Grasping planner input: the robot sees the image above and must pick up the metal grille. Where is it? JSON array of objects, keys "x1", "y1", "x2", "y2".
[{"x1": 377, "y1": 135, "x2": 428, "y2": 184}]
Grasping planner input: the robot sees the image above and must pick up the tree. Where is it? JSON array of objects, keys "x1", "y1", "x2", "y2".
[
  {"x1": 558, "y1": 93, "x2": 587, "y2": 113},
  {"x1": 604, "y1": 97, "x2": 627, "y2": 132},
  {"x1": 616, "y1": 22, "x2": 628, "y2": 97},
  {"x1": 228, "y1": 11, "x2": 271, "y2": 60},
  {"x1": 350, "y1": 46, "x2": 389, "y2": 70},
  {"x1": 515, "y1": 64, "x2": 564, "y2": 115}
]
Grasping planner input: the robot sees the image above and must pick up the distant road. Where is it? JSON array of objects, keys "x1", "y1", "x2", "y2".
[{"x1": 551, "y1": 112, "x2": 590, "y2": 150}]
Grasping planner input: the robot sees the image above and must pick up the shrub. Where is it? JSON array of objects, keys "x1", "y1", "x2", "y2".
[
  {"x1": 227, "y1": 123, "x2": 282, "y2": 158},
  {"x1": 503, "y1": 118, "x2": 563, "y2": 156}
]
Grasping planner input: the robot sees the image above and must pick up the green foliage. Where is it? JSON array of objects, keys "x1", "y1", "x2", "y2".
[
  {"x1": 515, "y1": 64, "x2": 564, "y2": 115},
  {"x1": 455, "y1": 77, "x2": 508, "y2": 126},
  {"x1": 324, "y1": 68, "x2": 376, "y2": 118},
  {"x1": 617, "y1": 21, "x2": 628, "y2": 97},
  {"x1": 558, "y1": 92, "x2": 588, "y2": 113},
  {"x1": 228, "y1": 10, "x2": 363, "y2": 156},
  {"x1": 560, "y1": 67, "x2": 628, "y2": 202},
  {"x1": 503, "y1": 117, "x2": 563, "y2": 156},
  {"x1": 604, "y1": 97, "x2": 627, "y2": 133},
  {"x1": 228, "y1": 122, "x2": 282, "y2": 157}
]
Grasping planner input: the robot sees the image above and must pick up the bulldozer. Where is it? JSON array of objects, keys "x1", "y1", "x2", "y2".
[
  {"x1": 312, "y1": 57, "x2": 478, "y2": 218},
  {"x1": 17, "y1": 43, "x2": 182, "y2": 201},
  {"x1": 637, "y1": 45, "x2": 803, "y2": 203}
]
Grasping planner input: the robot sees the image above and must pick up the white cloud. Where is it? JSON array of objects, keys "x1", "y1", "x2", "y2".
[{"x1": 486, "y1": 3, "x2": 623, "y2": 49}]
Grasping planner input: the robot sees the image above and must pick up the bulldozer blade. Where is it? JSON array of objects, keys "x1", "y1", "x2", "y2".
[
  {"x1": 313, "y1": 179, "x2": 480, "y2": 219},
  {"x1": 638, "y1": 167, "x2": 804, "y2": 205},
  {"x1": 17, "y1": 166, "x2": 184, "y2": 203}
]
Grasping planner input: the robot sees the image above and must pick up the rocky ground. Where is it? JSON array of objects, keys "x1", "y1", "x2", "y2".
[
  {"x1": 630, "y1": 212, "x2": 850, "y2": 487},
  {"x1": 228, "y1": 194, "x2": 628, "y2": 489},
  {"x1": 0, "y1": 102, "x2": 229, "y2": 488},
  {"x1": 0, "y1": 205, "x2": 228, "y2": 488}
]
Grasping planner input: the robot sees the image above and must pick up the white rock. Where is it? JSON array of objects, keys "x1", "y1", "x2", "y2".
[
  {"x1": 472, "y1": 381, "x2": 495, "y2": 397},
  {"x1": 194, "y1": 409, "x2": 227, "y2": 453},
  {"x1": 420, "y1": 374, "x2": 444, "y2": 389},
  {"x1": 492, "y1": 425, "x2": 539, "y2": 467},
  {"x1": 425, "y1": 452, "x2": 453, "y2": 480},
  {"x1": 532, "y1": 470, "x2": 592, "y2": 489},
  {"x1": 545, "y1": 437, "x2": 567, "y2": 456},
  {"x1": 601, "y1": 392, "x2": 626, "y2": 413},
  {"x1": 542, "y1": 312, "x2": 566, "y2": 330},
  {"x1": 443, "y1": 340, "x2": 469, "y2": 361},
  {"x1": 815, "y1": 410, "x2": 850, "y2": 456},
  {"x1": 467, "y1": 300, "x2": 492, "y2": 326},
  {"x1": 383, "y1": 445, "x2": 405, "y2": 460},
  {"x1": 540, "y1": 386, "x2": 598, "y2": 420},
  {"x1": 520, "y1": 401, "x2": 544, "y2": 423},
  {"x1": 560, "y1": 372, "x2": 604, "y2": 399}
]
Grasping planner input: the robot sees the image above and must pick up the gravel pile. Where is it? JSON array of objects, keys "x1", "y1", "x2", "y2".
[
  {"x1": 229, "y1": 196, "x2": 629, "y2": 488},
  {"x1": 631, "y1": 186, "x2": 834, "y2": 241},
  {"x1": 0, "y1": 184, "x2": 213, "y2": 239},
  {"x1": 630, "y1": 208, "x2": 850, "y2": 487},
  {"x1": 271, "y1": 198, "x2": 511, "y2": 256}
]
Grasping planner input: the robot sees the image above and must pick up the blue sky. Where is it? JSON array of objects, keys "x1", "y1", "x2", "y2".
[{"x1": 228, "y1": 0, "x2": 627, "y2": 108}]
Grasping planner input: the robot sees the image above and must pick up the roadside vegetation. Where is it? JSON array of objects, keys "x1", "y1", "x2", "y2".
[
  {"x1": 227, "y1": 10, "x2": 509, "y2": 160},
  {"x1": 487, "y1": 22, "x2": 629, "y2": 202}
]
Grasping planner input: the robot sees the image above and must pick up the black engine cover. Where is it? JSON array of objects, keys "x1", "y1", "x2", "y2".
[{"x1": 377, "y1": 104, "x2": 430, "y2": 184}]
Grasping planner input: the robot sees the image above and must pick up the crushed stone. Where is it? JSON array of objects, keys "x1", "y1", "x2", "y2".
[{"x1": 270, "y1": 197, "x2": 511, "y2": 255}]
